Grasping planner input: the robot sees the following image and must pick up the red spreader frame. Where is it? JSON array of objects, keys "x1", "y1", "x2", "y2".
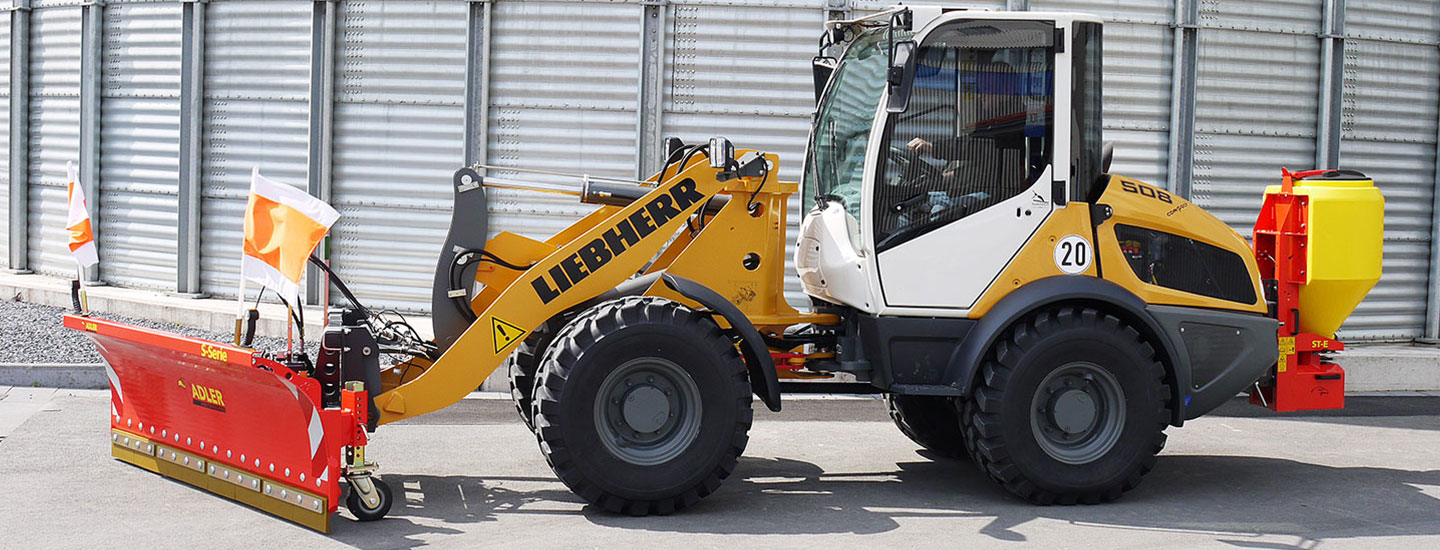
[
  {"x1": 1250, "y1": 169, "x2": 1346, "y2": 412},
  {"x1": 64, "y1": 314, "x2": 369, "y2": 531}
]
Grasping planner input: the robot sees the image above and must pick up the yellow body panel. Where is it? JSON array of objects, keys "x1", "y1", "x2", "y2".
[
  {"x1": 645, "y1": 177, "x2": 826, "y2": 335},
  {"x1": 1265, "y1": 177, "x2": 1383, "y2": 336},
  {"x1": 1096, "y1": 175, "x2": 1267, "y2": 314},
  {"x1": 967, "y1": 203, "x2": 1097, "y2": 318}
]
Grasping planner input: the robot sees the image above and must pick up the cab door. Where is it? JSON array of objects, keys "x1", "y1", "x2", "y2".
[{"x1": 871, "y1": 18, "x2": 1067, "y2": 312}]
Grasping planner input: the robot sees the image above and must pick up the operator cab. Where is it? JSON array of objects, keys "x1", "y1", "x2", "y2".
[{"x1": 797, "y1": 7, "x2": 1104, "y2": 315}]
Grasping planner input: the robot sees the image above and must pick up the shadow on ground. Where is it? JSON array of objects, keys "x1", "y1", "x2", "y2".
[{"x1": 328, "y1": 452, "x2": 1440, "y2": 549}]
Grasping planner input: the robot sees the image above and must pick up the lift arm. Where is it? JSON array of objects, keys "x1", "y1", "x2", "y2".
[{"x1": 373, "y1": 160, "x2": 732, "y2": 425}]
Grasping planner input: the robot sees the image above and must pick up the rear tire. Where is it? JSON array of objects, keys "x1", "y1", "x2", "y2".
[
  {"x1": 507, "y1": 320, "x2": 561, "y2": 431},
  {"x1": 885, "y1": 394, "x2": 968, "y2": 459},
  {"x1": 533, "y1": 296, "x2": 753, "y2": 515},
  {"x1": 962, "y1": 307, "x2": 1170, "y2": 504}
]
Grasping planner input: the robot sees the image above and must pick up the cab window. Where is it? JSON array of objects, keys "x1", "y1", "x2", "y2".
[{"x1": 874, "y1": 20, "x2": 1055, "y2": 251}]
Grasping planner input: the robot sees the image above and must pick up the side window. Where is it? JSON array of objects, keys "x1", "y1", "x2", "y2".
[{"x1": 874, "y1": 20, "x2": 1055, "y2": 251}]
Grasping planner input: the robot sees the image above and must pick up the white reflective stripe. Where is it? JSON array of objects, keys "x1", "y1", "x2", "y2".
[
  {"x1": 308, "y1": 407, "x2": 323, "y2": 459},
  {"x1": 104, "y1": 360, "x2": 123, "y2": 403}
]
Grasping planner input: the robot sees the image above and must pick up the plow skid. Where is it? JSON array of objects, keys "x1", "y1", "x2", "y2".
[{"x1": 64, "y1": 314, "x2": 368, "y2": 532}]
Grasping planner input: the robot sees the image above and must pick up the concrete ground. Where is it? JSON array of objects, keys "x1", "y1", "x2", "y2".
[{"x1": 2, "y1": 389, "x2": 1439, "y2": 549}]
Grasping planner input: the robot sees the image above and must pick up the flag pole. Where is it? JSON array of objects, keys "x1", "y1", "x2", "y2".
[
  {"x1": 236, "y1": 168, "x2": 255, "y2": 346},
  {"x1": 234, "y1": 271, "x2": 248, "y2": 346}
]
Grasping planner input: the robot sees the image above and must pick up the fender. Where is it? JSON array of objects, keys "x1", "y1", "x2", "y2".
[
  {"x1": 659, "y1": 273, "x2": 783, "y2": 413},
  {"x1": 569, "y1": 272, "x2": 783, "y2": 412},
  {"x1": 946, "y1": 275, "x2": 1190, "y2": 426}
]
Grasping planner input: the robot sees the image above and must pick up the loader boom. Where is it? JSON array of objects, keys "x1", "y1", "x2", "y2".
[{"x1": 373, "y1": 154, "x2": 794, "y2": 425}]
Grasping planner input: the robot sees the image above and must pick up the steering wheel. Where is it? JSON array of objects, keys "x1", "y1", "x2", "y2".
[{"x1": 885, "y1": 142, "x2": 946, "y2": 192}]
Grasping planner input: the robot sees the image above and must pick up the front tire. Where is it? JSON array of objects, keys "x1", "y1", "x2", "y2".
[
  {"x1": 962, "y1": 307, "x2": 1170, "y2": 504},
  {"x1": 507, "y1": 320, "x2": 561, "y2": 431},
  {"x1": 533, "y1": 296, "x2": 753, "y2": 515}
]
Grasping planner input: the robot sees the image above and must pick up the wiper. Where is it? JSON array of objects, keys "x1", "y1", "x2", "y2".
[{"x1": 827, "y1": 120, "x2": 842, "y2": 195}]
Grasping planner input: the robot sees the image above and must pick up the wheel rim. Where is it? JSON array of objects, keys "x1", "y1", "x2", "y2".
[
  {"x1": 593, "y1": 357, "x2": 703, "y2": 466},
  {"x1": 1029, "y1": 361, "x2": 1125, "y2": 465}
]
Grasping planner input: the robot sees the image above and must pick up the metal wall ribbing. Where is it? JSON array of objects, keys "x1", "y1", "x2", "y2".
[
  {"x1": 328, "y1": 0, "x2": 468, "y2": 312},
  {"x1": 198, "y1": 0, "x2": 311, "y2": 298},
  {"x1": 0, "y1": 10, "x2": 10, "y2": 268},
  {"x1": 483, "y1": 1, "x2": 636, "y2": 238},
  {"x1": 26, "y1": 3, "x2": 82, "y2": 278},
  {"x1": 3, "y1": 0, "x2": 1437, "y2": 342},
  {"x1": 99, "y1": 0, "x2": 181, "y2": 290}
]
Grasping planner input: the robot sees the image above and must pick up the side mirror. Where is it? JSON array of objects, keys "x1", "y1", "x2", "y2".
[
  {"x1": 886, "y1": 40, "x2": 918, "y2": 113},
  {"x1": 812, "y1": 56, "x2": 836, "y2": 105},
  {"x1": 1101, "y1": 141, "x2": 1115, "y2": 173}
]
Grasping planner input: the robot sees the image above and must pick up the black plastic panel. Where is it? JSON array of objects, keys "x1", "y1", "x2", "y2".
[{"x1": 1115, "y1": 224, "x2": 1256, "y2": 305}]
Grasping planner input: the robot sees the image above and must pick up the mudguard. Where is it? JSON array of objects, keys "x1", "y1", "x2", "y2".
[
  {"x1": 660, "y1": 273, "x2": 783, "y2": 412},
  {"x1": 946, "y1": 275, "x2": 1190, "y2": 426}
]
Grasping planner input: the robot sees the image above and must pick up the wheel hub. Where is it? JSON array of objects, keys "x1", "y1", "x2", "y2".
[
  {"x1": 1049, "y1": 388, "x2": 1096, "y2": 434},
  {"x1": 622, "y1": 385, "x2": 671, "y2": 433},
  {"x1": 594, "y1": 358, "x2": 703, "y2": 466},
  {"x1": 1029, "y1": 361, "x2": 1126, "y2": 465}
]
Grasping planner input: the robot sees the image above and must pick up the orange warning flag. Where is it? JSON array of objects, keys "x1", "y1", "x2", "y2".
[
  {"x1": 66, "y1": 161, "x2": 98, "y2": 268},
  {"x1": 241, "y1": 167, "x2": 339, "y2": 305}
]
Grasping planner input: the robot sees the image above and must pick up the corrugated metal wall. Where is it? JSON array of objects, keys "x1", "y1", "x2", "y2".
[
  {"x1": 664, "y1": 1, "x2": 822, "y2": 306},
  {"x1": 329, "y1": 0, "x2": 467, "y2": 311},
  {"x1": 483, "y1": 0, "x2": 635, "y2": 237},
  {"x1": 1336, "y1": 0, "x2": 1440, "y2": 339},
  {"x1": 99, "y1": 0, "x2": 181, "y2": 290},
  {"x1": 199, "y1": 0, "x2": 312, "y2": 297},
  {"x1": 3, "y1": 0, "x2": 1438, "y2": 342},
  {"x1": 0, "y1": 11, "x2": 10, "y2": 268},
  {"x1": 26, "y1": 4, "x2": 83, "y2": 277}
]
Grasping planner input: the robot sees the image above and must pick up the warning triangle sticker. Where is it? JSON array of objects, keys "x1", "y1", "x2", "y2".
[{"x1": 491, "y1": 316, "x2": 527, "y2": 354}]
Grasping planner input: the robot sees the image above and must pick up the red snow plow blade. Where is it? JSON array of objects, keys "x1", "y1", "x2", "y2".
[{"x1": 64, "y1": 314, "x2": 369, "y2": 532}]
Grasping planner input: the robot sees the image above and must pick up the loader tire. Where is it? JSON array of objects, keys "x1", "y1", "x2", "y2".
[
  {"x1": 533, "y1": 296, "x2": 752, "y2": 516},
  {"x1": 886, "y1": 394, "x2": 969, "y2": 459},
  {"x1": 962, "y1": 306, "x2": 1170, "y2": 505},
  {"x1": 507, "y1": 320, "x2": 561, "y2": 431}
]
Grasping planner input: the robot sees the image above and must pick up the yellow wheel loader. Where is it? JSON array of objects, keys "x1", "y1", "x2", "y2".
[{"x1": 68, "y1": 6, "x2": 1384, "y2": 530}]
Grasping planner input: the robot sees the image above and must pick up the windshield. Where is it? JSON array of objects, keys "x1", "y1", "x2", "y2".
[{"x1": 802, "y1": 30, "x2": 891, "y2": 219}]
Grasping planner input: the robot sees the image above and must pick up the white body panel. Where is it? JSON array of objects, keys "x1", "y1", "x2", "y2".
[
  {"x1": 795, "y1": 203, "x2": 878, "y2": 312},
  {"x1": 876, "y1": 168, "x2": 1055, "y2": 309}
]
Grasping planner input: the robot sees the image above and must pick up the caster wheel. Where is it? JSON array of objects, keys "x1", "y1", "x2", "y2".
[{"x1": 345, "y1": 477, "x2": 393, "y2": 521}]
